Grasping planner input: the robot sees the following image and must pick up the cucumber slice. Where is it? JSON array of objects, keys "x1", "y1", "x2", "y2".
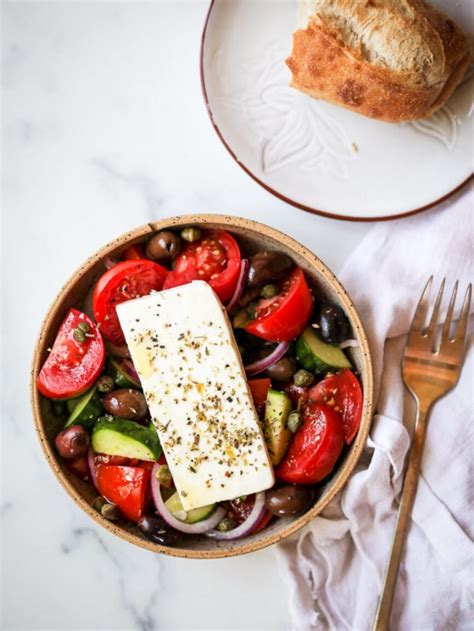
[
  {"x1": 91, "y1": 417, "x2": 161, "y2": 461},
  {"x1": 164, "y1": 491, "x2": 216, "y2": 524},
  {"x1": 296, "y1": 327, "x2": 351, "y2": 375},
  {"x1": 108, "y1": 358, "x2": 141, "y2": 389},
  {"x1": 264, "y1": 389, "x2": 292, "y2": 465},
  {"x1": 64, "y1": 386, "x2": 103, "y2": 429}
]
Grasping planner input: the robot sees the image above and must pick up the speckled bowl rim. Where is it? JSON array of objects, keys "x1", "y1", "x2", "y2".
[{"x1": 31, "y1": 214, "x2": 373, "y2": 559}]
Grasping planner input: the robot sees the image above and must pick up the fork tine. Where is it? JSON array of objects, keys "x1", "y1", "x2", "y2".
[
  {"x1": 441, "y1": 281, "x2": 458, "y2": 343},
  {"x1": 409, "y1": 276, "x2": 433, "y2": 334},
  {"x1": 426, "y1": 278, "x2": 445, "y2": 340},
  {"x1": 453, "y1": 284, "x2": 472, "y2": 346}
]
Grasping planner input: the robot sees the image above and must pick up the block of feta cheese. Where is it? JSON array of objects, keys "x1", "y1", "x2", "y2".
[{"x1": 116, "y1": 281, "x2": 275, "y2": 510}]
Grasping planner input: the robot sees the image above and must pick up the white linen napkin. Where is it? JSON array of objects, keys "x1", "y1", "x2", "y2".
[{"x1": 277, "y1": 185, "x2": 474, "y2": 631}]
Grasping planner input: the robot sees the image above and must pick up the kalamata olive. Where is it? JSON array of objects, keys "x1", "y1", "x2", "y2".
[
  {"x1": 145, "y1": 230, "x2": 181, "y2": 261},
  {"x1": 103, "y1": 389, "x2": 148, "y2": 420},
  {"x1": 317, "y1": 303, "x2": 350, "y2": 344},
  {"x1": 138, "y1": 515, "x2": 180, "y2": 546},
  {"x1": 265, "y1": 485, "x2": 314, "y2": 517},
  {"x1": 247, "y1": 251, "x2": 293, "y2": 288},
  {"x1": 266, "y1": 357, "x2": 297, "y2": 381},
  {"x1": 55, "y1": 425, "x2": 90, "y2": 459}
]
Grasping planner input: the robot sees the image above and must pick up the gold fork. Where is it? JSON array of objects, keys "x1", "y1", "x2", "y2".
[{"x1": 373, "y1": 277, "x2": 472, "y2": 631}]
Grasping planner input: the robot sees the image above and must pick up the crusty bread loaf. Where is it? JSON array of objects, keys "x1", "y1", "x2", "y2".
[{"x1": 287, "y1": 0, "x2": 471, "y2": 122}]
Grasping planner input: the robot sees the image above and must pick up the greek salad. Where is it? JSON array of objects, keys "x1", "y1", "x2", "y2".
[{"x1": 37, "y1": 226, "x2": 363, "y2": 546}]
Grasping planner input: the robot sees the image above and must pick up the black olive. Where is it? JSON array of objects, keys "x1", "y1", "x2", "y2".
[
  {"x1": 145, "y1": 231, "x2": 181, "y2": 261},
  {"x1": 265, "y1": 485, "x2": 314, "y2": 517},
  {"x1": 138, "y1": 515, "x2": 180, "y2": 546},
  {"x1": 103, "y1": 389, "x2": 148, "y2": 420},
  {"x1": 247, "y1": 251, "x2": 293, "y2": 288},
  {"x1": 265, "y1": 357, "x2": 297, "y2": 381},
  {"x1": 318, "y1": 303, "x2": 350, "y2": 344},
  {"x1": 55, "y1": 426, "x2": 90, "y2": 459}
]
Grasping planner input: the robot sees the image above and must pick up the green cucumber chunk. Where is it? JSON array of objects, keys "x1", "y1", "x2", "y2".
[
  {"x1": 64, "y1": 386, "x2": 103, "y2": 429},
  {"x1": 264, "y1": 389, "x2": 292, "y2": 466},
  {"x1": 164, "y1": 491, "x2": 216, "y2": 524},
  {"x1": 107, "y1": 358, "x2": 141, "y2": 389},
  {"x1": 91, "y1": 417, "x2": 161, "y2": 461},
  {"x1": 296, "y1": 327, "x2": 351, "y2": 375}
]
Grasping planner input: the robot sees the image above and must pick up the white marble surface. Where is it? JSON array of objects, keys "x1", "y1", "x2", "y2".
[{"x1": 2, "y1": 2, "x2": 372, "y2": 629}]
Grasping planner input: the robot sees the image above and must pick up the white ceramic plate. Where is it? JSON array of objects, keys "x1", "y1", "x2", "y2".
[{"x1": 201, "y1": 0, "x2": 473, "y2": 221}]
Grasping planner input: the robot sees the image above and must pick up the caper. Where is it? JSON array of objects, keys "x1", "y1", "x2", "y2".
[
  {"x1": 55, "y1": 425, "x2": 90, "y2": 459},
  {"x1": 294, "y1": 369, "x2": 314, "y2": 387},
  {"x1": 216, "y1": 516, "x2": 237, "y2": 532},
  {"x1": 101, "y1": 503, "x2": 121, "y2": 521},
  {"x1": 154, "y1": 464, "x2": 173, "y2": 487},
  {"x1": 287, "y1": 410, "x2": 303, "y2": 433},
  {"x1": 260, "y1": 284, "x2": 278, "y2": 299},
  {"x1": 77, "y1": 322, "x2": 90, "y2": 334},
  {"x1": 145, "y1": 231, "x2": 181, "y2": 261},
  {"x1": 73, "y1": 328, "x2": 86, "y2": 343},
  {"x1": 246, "y1": 302, "x2": 258, "y2": 320},
  {"x1": 97, "y1": 375, "x2": 114, "y2": 393},
  {"x1": 233, "y1": 309, "x2": 250, "y2": 329},
  {"x1": 92, "y1": 496, "x2": 107, "y2": 513},
  {"x1": 180, "y1": 227, "x2": 202, "y2": 243}
]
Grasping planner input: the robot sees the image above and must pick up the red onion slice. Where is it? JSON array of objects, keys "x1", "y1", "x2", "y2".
[
  {"x1": 105, "y1": 341, "x2": 131, "y2": 359},
  {"x1": 151, "y1": 464, "x2": 226, "y2": 534},
  {"x1": 87, "y1": 448, "x2": 98, "y2": 489},
  {"x1": 244, "y1": 342, "x2": 290, "y2": 377},
  {"x1": 339, "y1": 339, "x2": 359, "y2": 349},
  {"x1": 121, "y1": 358, "x2": 140, "y2": 383},
  {"x1": 226, "y1": 259, "x2": 249, "y2": 312},
  {"x1": 104, "y1": 256, "x2": 119, "y2": 270},
  {"x1": 205, "y1": 492, "x2": 266, "y2": 540}
]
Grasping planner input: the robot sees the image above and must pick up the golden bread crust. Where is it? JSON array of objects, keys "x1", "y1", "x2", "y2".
[{"x1": 287, "y1": 0, "x2": 471, "y2": 122}]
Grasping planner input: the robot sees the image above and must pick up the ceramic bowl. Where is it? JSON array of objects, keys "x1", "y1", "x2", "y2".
[{"x1": 31, "y1": 215, "x2": 373, "y2": 558}]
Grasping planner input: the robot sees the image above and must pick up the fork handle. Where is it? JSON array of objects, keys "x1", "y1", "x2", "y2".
[{"x1": 372, "y1": 404, "x2": 430, "y2": 631}]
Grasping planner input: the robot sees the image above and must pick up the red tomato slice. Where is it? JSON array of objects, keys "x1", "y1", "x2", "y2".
[
  {"x1": 96, "y1": 464, "x2": 150, "y2": 522},
  {"x1": 245, "y1": 268, "x2": 313, "y2": 342},
  {"x1": 248, "y1": 378, "x2": 271, "y2": 412},
  {"x1": 275, "y1": 403, "x2": 344, "y2": 484},
  {"x1": 308, "y1": 369, "x2": 363, "y2": 445},
  {"x1": 122, "y1": 243, "x2": 144, "y2": 260},
  {"x1": 37, "y1": 309, "x2": 105, "y2": 399},
  {"x1": 163, "y1": 230, "x2": 241, "y2": 303},
  {"x1": 93, "y1": 259, "x2": 168, "y2": 344}
]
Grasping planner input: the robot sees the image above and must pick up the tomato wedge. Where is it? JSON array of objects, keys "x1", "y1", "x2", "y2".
[
  {"x1": 308, "y1": 369, "x2": 363, "y2": 444},
  {"x1": 37, "y1": 309, "x2": 105, "y2": 399},
  {"x1": 96, "y1": 464, "x2": 150, "y2": 522},
  {"x1": 163, "y1": 230, "x2": 241, "y2": 303},
  {"x1": 245, "y1": 267, "x2": 313, "y2": 342},
  {"x1": 275, "y1": 403, "x2": 344, "y2": 484},
  {"x1": 248, "y1": 378, "x2": 271, "y2": 413},
  {"x1": 93, "y1": 259, "x2": 168, "y2": 344}
]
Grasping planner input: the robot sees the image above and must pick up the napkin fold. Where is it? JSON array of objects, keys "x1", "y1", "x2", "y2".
[{"x1": 277, "y1": 185, "x2": 474, "y2": 631}]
